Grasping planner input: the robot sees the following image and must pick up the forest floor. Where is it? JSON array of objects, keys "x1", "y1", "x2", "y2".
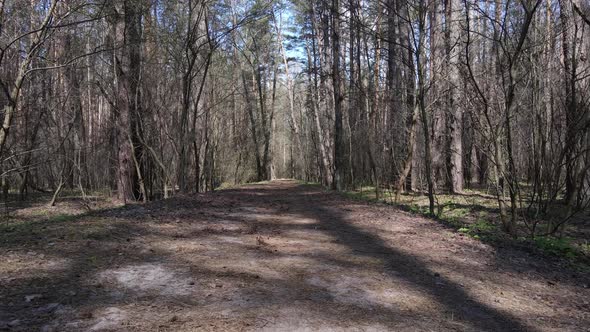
[{"x1": 1, "y1": 180, "x2": 589, "y2": 331}]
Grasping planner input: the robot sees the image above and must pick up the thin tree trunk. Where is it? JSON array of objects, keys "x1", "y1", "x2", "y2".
[{"x1": 332, "y1": 0, "x2": 344, "y2": 190}]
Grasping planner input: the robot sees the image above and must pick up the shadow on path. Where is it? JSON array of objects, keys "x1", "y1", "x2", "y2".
[
  {"x1": 2, "y1": 181, "x2": 586, "y2": 331},
  {"x1": 223, "y1": 182, "x2": 533, "y2": 331}
]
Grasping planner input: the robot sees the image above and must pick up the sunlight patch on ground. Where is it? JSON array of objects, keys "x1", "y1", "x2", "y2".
[
  {"x1": 259, "y1": 307, "x2": 399, "y2": 331},
  {"x1": 0, "y1": 252, "x2": 71, "y2": 276},
  {"x1": 88, "y1": 307, "x2": 128, "y2": 331},
  {"x1": 98, "y1": 263, "x2": 196, "y2": 297},
  {"x1": 306, "y1": 274, "x2": 433, "y2": 312}
]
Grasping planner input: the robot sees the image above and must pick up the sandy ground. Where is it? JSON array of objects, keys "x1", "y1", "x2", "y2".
[{"x1": 1, "y1": 180, "x2": 589, "y2": 331}]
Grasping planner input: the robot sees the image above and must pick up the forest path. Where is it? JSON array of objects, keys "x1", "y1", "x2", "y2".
[{"x1": 1, "y1": 180, "x2": 588, "y2": 331}]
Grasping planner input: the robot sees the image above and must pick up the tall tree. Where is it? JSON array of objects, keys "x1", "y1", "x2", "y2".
[
  {"x1": 109, "y1": 1, "x2": 145, "y2": 202},
  {"x1": 332, "y1": 0, "x2": 344, "y2": 190}
]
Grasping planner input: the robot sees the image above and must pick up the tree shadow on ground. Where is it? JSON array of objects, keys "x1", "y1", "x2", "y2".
[
  {"x1": 1, "y1": 181, "x2": 588, "y2": 331},
  {"x1": 220, "y1": 185, "x2": 535, "y2": 331}
]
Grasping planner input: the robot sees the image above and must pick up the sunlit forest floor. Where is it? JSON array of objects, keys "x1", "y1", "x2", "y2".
[{"x1": 1, "y1": 180, "x2": 589, "y2": 331}]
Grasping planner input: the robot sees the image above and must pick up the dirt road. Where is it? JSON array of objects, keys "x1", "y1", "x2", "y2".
[{"x1": 1, "y1": 180, "x2": 588, "y2": 331}]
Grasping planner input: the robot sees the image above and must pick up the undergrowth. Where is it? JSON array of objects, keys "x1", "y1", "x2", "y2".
[
  {"x1": 532, "y1": 237, "x2": 579, "y2": 260},
  {"x1": 340, "y1": 185, "x2": 589, "y2": 265}
]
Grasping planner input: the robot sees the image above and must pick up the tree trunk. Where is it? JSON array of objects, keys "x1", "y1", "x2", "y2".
[
  {"x1": 332, "y1": 0, "x2": 344, "y2": 190},
  {"x1": 447, "y1": 0, "x2": 464, "y2": 193},
  {"x1": 111, "y1": 2, "x2": 143, "y2": 202}
]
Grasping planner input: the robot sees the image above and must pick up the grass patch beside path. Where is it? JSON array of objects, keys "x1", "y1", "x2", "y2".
[{"x1": 339, "y1": 185, "x2": 590, "y2": 268}]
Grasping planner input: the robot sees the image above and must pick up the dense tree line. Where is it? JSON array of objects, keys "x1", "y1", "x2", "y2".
[{"x1": 1, "y1": 0, "x2": 589, "y2": 237}]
